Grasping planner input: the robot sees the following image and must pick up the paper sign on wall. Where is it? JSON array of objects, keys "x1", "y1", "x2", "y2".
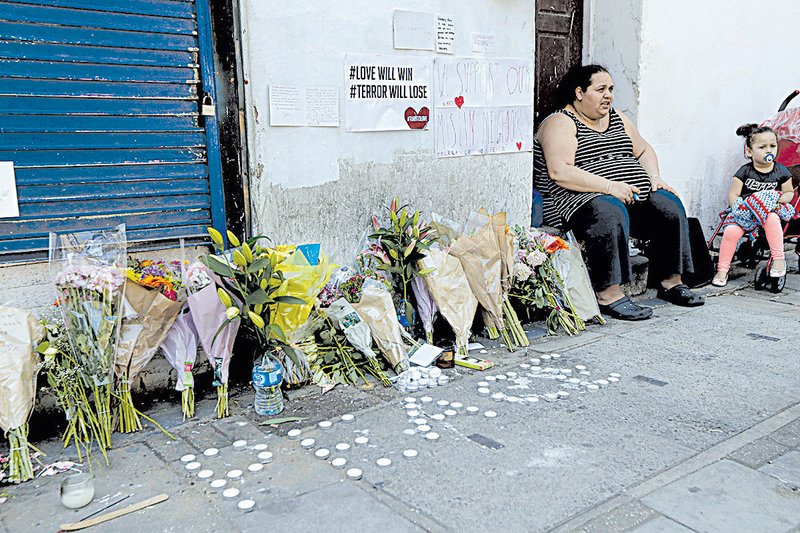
[
  {"x1": 436, "y1": 15, "x2": 455, "y2": 54},
  {"x1": 393, "y1": 10, "x2": 434, "y2": 51},
  {"x1": 269, "y1": 85, "x2": 340, "y2": 127},
  {"x1": 0, "y1": 162, "x2": 19, "y2": 219},
  {"x1": 345, "y1": 54, "x2": 431, "y2": 132},
  {"x1": 472, "y1": 33, "x2": 495, "y2": 53},
  {"x1": 434, "y1": 57, "x2": 534, "y2": 157}
]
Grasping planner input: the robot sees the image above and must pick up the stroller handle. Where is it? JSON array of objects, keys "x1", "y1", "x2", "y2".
[{"x1": 778, "y1": 89, "x2": 800, "y2": 112}]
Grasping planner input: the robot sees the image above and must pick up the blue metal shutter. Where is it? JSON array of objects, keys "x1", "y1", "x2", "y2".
[{"x1": 0, "y1": 0, "x2": 226, "y2": 261}]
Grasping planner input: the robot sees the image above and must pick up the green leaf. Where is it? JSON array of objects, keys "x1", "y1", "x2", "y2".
[
  {"x1": 281, "y1": 345, "x2": 302, "y2": 369},
  {"x1": 246, "y1": 235, "x2": 273, "y2": 248},
  {"x1": 246, "y1": 257, "x2": 271, "y2": 274},
  {"x1": 202, "y1": 255, "x2": 236, "y2": 277},
  {"x1": 270, "y1": 324, "x2": 287, "y2": 343},
  {"x1": 273, "y1": 295, "x2": 306, "y2": 305},
  {"x1": 246, "y1": 289, "x2": 271, "y2": 305},
  {"x1": 259, "y1": 416, "x2": 307, "y2": 426},
  {"x1": 211, "y1": 316, "x2": 238, "y2": 348}
]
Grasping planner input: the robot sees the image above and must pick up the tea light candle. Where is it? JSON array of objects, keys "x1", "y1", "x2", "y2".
[
  {"x1": 425, "y1": 432, "x2": 440, "y2": 440},
  {"x1": 413, "y1": 417, "x2": 427, "y2": 426},
  {"x1": 258, "y1": 451, "x2": 273, "y2": 464},
  {"x1": 407, "y1": 410, "x2": 421, "y2": 418},
  {"x1": 376, "y1": 457, "x2": 392, "y2": 467},
  {"x1": 561, "y1": 369, "x2": 572, "y2": 375},
  {"x1": 505, "y1": 396, "x2": 520, "y2": 403},
  {"x1": 551, "y1": 353, "x2": 561, "y2": 359},
  {"x1": 543, "y1": 393, "x2": 558, "y2": 402},
  {"x1": 575, "y1": 365, "x2": 586, "y2": 371},
  {"x1": 444, "y1": 409, "x2": 457, "y2": 417},
  {"x1": 209, "y1": 479, "x2": 227, "y2": 492},
  {"x1": 318, "y1": 420, "x2": 333, "y2": 430},
  {"x1": 197, "y1": 469, "x2": 214, "y2": 480},
  {"x1": 580, "y1": 370, "x2": 591, "y2": 376},
  {"x1": 341, "y1": 413, "x2": 355, "y2": 423},
  {"x1": 485, "y1": 376, "x2": 497, "y2": 382},
  {"x1": 185, "y1": 461, "x2": 202, "y2": 471},
  {"x1": 417, "y1": 425, "x2": 431, "y2": 433},
  {"x1": 608, "y1": 377, "x2": 620, "y2": 383},
  {"x1": 403, "y1": 428, "x2": 417, "y2": 436},
  {"x1": 529, "y1": 358, "x2": 541, "y2": 365},
  {"x1": 431, "y1": 413, "x2": 445, "y2": 421},
  {"x1": 450, "y1": 402, "x2": 464, "y2": 410},
  {"x1": 595, "y1": 379, "x2": 609, "y2": 386},
  {"x1": 540, "y1": 354, "x2": 552, "y2": 361},
  {"x1": 300, "y1": 438, "x2": 316, "y2": 449},
  {"x1": 496, "y1": 374, "x2": 507, "y2": 380},
  {"x1": 403, "y1": 396, "x2": 416, "y2": 403},
  {"x1": 226, "y1": 469, "x2": 243, "y2": 480},
  {"x1": 287, "y1": 429, "x2": 301, "y2": 440},
  {"x1": 477, "y1": 381, "x2": 489, "y2": 387},
  {"x1": 586, "y1": 384, "x2": 599, "y2": 391},
  {"x1": 429, "y1": 367, "x2": 442, "y2": 378},
  {"x1": 491, "y1": 393, "x2": 505, "y2": 402},
  {"x1": 466, "y1": 406, "x2": 480, "y2": 414},
  {"x1": 477, "y1": 387, "x2": 491, "y2": 396},
  {"x1": 519, "y1": 363, "x2": 531, "y2": 369},
  {"x1": 237, "y1": 499, "x2": 255, "y2": 513},
  {"x1": 331, "y1": 457, "x2": 347, "y2": 469},
  {"x1": 314, "y1": 449, "x2": 330, "y2": 460},
  {"x1": 557, "y1": 391, "x2": 570, "y2": 399},
  {"x1": 222, "y1": 488, "x2": 240, "y2": 500},
  {"x1": 232, "y1": 440, "x2": 247, "y2": 450},
  {"x1": 180, "y1": 454, "x2": 196, "y2": 463},
  {"x1": 253, "y1": 444, "x2": 268, "y2": 451},
  {"x1": 420, "y1": 396, "x2": 433, "y2": 403},
  {"x1": 346, "y1": 468, "x2": 363, "y2": 480},
  {"x1": 354, "y1": 436, "x2": 369, "y2": 445},
  {"x1": 403, "y1": 449, "x2": 418, "y2": 460},
  {"x1": 483, "y1": 411, "x2": 498, "y2": 418},
  {"x1": 335, "y1": 443, "x2": 351, "y2": 452},
  {"x1": 248, "y1": 463, "x2": 264, "y2": 473},
  {"x1": 609, "y1": 373, "x2": 621, "y2": 378},
  {"x1": 436, "y1": 400, "x2": 450, "y2": 408},
  {"x1": 527, "y1": 397, "x2": 540, "y2": 404},
  {"x1": 203, "y1": 448, "x2": 219, "y2": 457}
]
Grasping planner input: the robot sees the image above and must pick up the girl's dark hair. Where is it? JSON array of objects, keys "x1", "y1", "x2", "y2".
[
  {"x1": 736, "y1": 123, "x2": 777, "y2": 148},
  {"x1": 556, "y1": 64, "x2": 609, "y2": 107}
]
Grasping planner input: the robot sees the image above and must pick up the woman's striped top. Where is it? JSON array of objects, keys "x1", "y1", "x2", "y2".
[{"x1": 533, "y1": 108, "x2": 652, "y2": 227}]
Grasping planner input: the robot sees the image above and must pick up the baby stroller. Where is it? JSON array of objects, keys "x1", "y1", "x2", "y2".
[{"x1": 707, "y1": 89, "x2": 800, "y2": 293}]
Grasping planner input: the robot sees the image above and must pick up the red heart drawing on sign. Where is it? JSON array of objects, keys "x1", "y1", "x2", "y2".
[
  {"x1": 516, "y1": 141, "x2": 522, "y2": 150},
  {"x1": 404, "y1": 107, "x2": 429, "y2": 130},
  {"x1": 454, "y1": 95, "x2": 465, "y2": 109}
]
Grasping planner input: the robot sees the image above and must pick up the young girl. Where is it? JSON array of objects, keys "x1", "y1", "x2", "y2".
[{"x1": 712, "y1": 124, "x2": 794, "y2": 287}]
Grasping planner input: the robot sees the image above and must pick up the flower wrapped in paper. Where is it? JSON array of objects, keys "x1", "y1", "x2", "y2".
[
  {"x1": 487, "y1": 210, "x2": 528, "y2": 349},
  {"x1": 0, "y1": 306, "x2": 44, "y2": 483},
  {"x1": 419, "y1": 248, "x2": 478, "y2": 356},
  {"x1": 410, "y1": 276, "x2": 437, "y2": 344},
  {"x1": 352, "y1": 280, "x2": 409, "y2": 373},
  {"x1": 550, "y1": 231, "x2": 604, "y2": 324},
  {"x1": 50, "y1": 224, "x2": 127, "y2": 452},
  {"x1": 160, "y1": 306, "x2": 199, "y2": 419},
  {"x1": 115, "y1": 259, "x2": 185, "y2": 433}
]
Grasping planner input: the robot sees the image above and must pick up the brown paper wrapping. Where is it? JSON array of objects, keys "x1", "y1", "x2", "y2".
[
  {"x1": 115, "y1": 281, "x2": 184, "y2": 381},
  {"x1": 353, "y1": 284, "x2": 407, "y2": 371},
  {"x1": 449, "y1": 225, "x2": 505, "y2": 330},
  {"x1": 420, "y1": 249, "x2": 478, "y2": 350},
  {"x1": 0, "y1": 306, "x2": 44, "y2": 432}
]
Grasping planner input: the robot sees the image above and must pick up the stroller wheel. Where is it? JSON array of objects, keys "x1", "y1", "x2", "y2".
[
  {"x1": 768, "y1": 273, "x2": 786, "y2": 294},
  {"x1": 754, "y1": 264, "x2": 767, "y2": 290}
]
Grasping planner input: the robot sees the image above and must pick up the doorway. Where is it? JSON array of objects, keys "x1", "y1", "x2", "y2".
[{"x1": 534, "y1": 0, "x2": 584, "y2": 129}]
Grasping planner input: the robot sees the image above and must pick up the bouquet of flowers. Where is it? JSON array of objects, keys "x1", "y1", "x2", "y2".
[
  {"x1": 353, "y1": 279, "x2": 409, "y2": 373},
  {"x1": 488, "y1": 211, "x2": 528, "y2": 349},
  {"x1": 510, "y1": 227, "x2": 584, "y2": 335},
  {"x1": 369, "y1": 198, "x2": 437, "y2": 328},
  {"x1": 0, "y1": 306, "x2": 44, "y2": 483},
  {"x1": 115, "y1": 259, "x2": 184, "y2": 432},
  {"x1": 419, "y1": 247, "x2": 478, "y2": 357},
  {"x1": 160, "y1": 306, "x2": 198, "y2": 419},
  {"x1": 200, "y1": 228, "x2": 305, "y2": 415},
  {"x1": 51, "y1": 224, "x2": 127, "y2": 451}
]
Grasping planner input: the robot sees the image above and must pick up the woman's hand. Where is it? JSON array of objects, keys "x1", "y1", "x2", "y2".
[
  {"x1": 650, "y1": 176, "x2": 678, "y2": 195},
  {"x1": 608, "y1": 181, "x2": 640, "y2": 204}
]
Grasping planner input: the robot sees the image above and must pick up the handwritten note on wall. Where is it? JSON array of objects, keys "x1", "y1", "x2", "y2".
[
  {"x1": 393, "y1": 10, "x2": 434, "y2": 51},
  {"x1": 436, "y1": 16, "x2": 455, "y2": 54},
  {"x1": 0, "y1": 162, "x2": 19, "y2": 219},
  {"x1": 433, "y1": 57, "x2": 534, "y2": 157},
  {"x1": 269, "y1": 85, "x2": 340, "y2": 127}
]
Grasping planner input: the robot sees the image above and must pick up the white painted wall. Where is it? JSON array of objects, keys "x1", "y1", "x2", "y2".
[
  {"x1": 589, "y1": 0, "x2": 800, "y2": 230},
  {"x1": 239, "y1": 0, "x2": 535, "y2": 263}
]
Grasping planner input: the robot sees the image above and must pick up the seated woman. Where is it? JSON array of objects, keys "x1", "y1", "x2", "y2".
[{"x1": 534, "y1": 64, "x2": 704, "y2": 320}]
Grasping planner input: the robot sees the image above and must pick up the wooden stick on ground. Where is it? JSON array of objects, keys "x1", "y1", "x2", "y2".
[{"x1": 59, "y1": 494, "x2": 168, "y2": 531}]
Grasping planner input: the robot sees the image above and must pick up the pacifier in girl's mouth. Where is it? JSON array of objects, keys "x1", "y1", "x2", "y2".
[{"x1": 765, "y1": 153, "x2": 775, "y2": 163}]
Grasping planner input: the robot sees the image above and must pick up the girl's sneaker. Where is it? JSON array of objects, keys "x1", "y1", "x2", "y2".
[
  {"x1": 769, "y1": 258, "x2": 787, "y2": 278},
  {"x1": 711, "y1": 271, "x2": 728, "y2": 287}
]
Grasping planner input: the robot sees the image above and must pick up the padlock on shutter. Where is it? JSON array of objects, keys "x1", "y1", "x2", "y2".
[{"x1": 201, "y1": 95, "x2": 216, "y2": 117}]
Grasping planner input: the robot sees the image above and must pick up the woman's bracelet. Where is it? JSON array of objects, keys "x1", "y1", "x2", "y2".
[{"x1": 605, "y1": 180, "x2": 612, "y2": 194}]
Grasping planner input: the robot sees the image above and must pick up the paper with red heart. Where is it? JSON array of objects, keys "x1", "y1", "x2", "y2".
[
  {"x1": 454, "y1": 95, "x2": 465, "y2": 109},
  {"x1": 404, "y1": 107, "x2": 429, "y2": 130},
  {"x1": 516, "y1": 142, "x2": 522, "y2": 151}
]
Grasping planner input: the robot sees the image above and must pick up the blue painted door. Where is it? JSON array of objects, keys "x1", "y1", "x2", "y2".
[{"x1": 0, "y1": 0, "x2": 226, "y2": 260}]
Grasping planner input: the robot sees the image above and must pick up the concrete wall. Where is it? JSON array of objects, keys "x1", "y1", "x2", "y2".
[
  {"x1": 239, "y1": 0, "x2": 536, "y2": 264},
  {"x1": 588, "y1": 0, "x2": 800, "y2": 230}
]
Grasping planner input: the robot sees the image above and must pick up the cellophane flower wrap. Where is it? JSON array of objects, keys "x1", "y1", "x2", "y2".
[
  {"x1": 0, "y1": 306, "x2": 44, "y2": 483},
  {"x1": 510, "y1": 226, "x2": 585, "y2": 335},
  {"x1": 550, "y1": 231, "x2": 604, "y2": 324},
  {"x1": 159, "y1": 305, "x2": 199, "y2": 419},
  {"x1": 419, "y1": 247, "x2": 478, "y2": 356},
  {"x1": 410, "y1": 276, "x2": 437, "y2": 344},
  {"x1": 487, "y1": 210, "x2": 528, "y2": 349},
  {"x1": 353, "y1": 279, "x2": 409, "y2": 373},
  {"x1": 50, "y1": 224, "x2": 127, "y2": 450},
  {"x1": 115, "y1": 259, "x2": 185, "y2": 432}
]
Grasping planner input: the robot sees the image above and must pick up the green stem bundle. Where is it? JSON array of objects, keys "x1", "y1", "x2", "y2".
[
  {"x1": 6, "y1": 424, "x2": 41, "y2": 483},
  {"x1": 92, "y1": 384, "x2": 113, "y2": 450},
  {"x1": 181, "y1": 388, "x2": 195, "y2": 420},
  {"x1": 216, "y1": 384, "x2": 229, "y2": 418},
  {"x1": 503, "y1": 298, "x2": 529, "y2": 349},
  {"x1": 115, "y1": 378, "x2": 141, "y2": 434}
]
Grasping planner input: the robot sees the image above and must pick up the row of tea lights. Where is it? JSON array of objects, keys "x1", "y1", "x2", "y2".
[{"x1": 180, "y1": 440, "x2": 275, "y2": 512}]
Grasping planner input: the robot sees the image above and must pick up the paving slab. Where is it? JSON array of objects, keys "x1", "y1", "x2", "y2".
[
  {"x1": 760, "y1": 451, "x2": 800, "y2": 489},
  {"x1": 728, "y1": 435, "x2": 792, "y2": 469},
  {"x1": 642, "y1": 459, "x2": 800, "y2": 533},
  {"x1": 628, "y1": 514, "x2": 695, "y2": 532},
  {"x1": 570, "y1": 498, "x2": 657, "y2": 532}
]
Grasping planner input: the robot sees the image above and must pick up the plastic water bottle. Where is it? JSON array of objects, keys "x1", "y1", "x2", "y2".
[{"x1": 252, "y1": 354, "x2": 284, "y2": 416}]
